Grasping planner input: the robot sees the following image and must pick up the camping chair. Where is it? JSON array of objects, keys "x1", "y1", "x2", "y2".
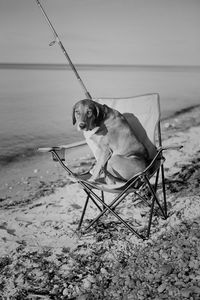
[{"x1": 38, "y1": 93, "x2": 168, "y2": 240}]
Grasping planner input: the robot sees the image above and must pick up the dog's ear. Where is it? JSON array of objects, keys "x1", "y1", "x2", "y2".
[
  {"x1": 94, "y1": 102, "x2": 100, "y2": 118},
  {"x1": 72, "y1": 104, "x2": 76, "y2": 125},
  {"x1": 94, "y1": 102, "x2": 104, "y2": 125}
]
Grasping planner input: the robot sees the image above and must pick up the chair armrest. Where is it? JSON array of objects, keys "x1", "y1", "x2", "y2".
[
  {"x1": 38, "y1": 140, "x2": 87, "y2": 153},
  {"x1": 59, "y1": 140, "x2": 87, "y2": 149},
  {"x1": 161, "y1": 144, "x2": 183, "y2": 151},
  {"x1": 139, "y1": 144, "x2": 183, "y2": 177},
  {"x1": 144, "y1": 148, "x2": 164, "y2": 173},
  {"x1": 38, "y1": 140, "x2": 91, "y2": 162}
]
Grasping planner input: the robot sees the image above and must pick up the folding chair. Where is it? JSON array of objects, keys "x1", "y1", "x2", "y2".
[{"x1": 38, "y1": 93, "x2": 168, "y2": 240}]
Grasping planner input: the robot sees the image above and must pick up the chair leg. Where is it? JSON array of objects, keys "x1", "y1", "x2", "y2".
[
  {"x1": 84, "y1": 190, "x2": 103, "y2": 212},
  {"x1": 154, "y1": 169, "x2": 160, "y2": 193},
  {"x1": 144, "y1": 176, "x2": 167, "y2": 219},
  {"x1": 82, "y1": 191, "x2": 144, "y2": 239},
  {"x1": 84, "y1": 191, "x2": 128, "y2": 231},
  {"x1": 161, "y1": 164, "x2": 167, "y2": 217},
  {"x1": 78, "y1": 193, "x2": 90, "y2": 230},
  {"x1": 101, "y1": 190, "x2": 106, "y2": 210},
  {"x1": 144, "y1": 175, "x2": 167, "y2": 238},
  {"x1": 146, "y1": 196, "x2": 156, "y2": 238},
  {"x1": 78, "y1": 190, "x2": 103, "y2": 230}
]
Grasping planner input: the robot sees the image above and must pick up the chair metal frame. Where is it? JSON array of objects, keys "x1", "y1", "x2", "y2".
[{"x1": 38, "y1": 93, "x2": 168, "y2": 240}]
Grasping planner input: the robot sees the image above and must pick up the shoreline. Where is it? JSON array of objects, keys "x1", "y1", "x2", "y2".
[
  {"x1": 2, "y1": 62, "x2": 200, "y2": 71},
  {"x1": 0, "y1": 104, "x2": 200, "y2": 299}
]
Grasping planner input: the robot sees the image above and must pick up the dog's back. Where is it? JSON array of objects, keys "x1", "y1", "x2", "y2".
[{"x1": 96, "y1": 104, "x2": 148, "y2": 160}]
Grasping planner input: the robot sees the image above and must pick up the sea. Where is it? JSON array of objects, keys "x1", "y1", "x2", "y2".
[{"x1": 0, "y1": 64, "x2": 200, "y2": 167}]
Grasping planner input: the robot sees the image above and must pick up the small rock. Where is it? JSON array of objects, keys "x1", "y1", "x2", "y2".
[
  {"x1": 75, "y1": 285, "x2": 81, "y2": 294},
  {"x1": 126, "y1": 295, "x2": 137, "y2": 300},
  {"x1": 82, "y1": 278, "x2": 92, "y2": 290},
  {"x1": 161, "y1": 263, "x2": 173, "y2": 275},
  {"x1": 191, "y1": 285, "x2": 200, "y2": 294},
  {"x1": 100, "y1": 267, "x2": 108, "y2": 274},
  {"x1": 153, "y1": 252, "x2": 159, "y2": 260},
  {"x1": 51, "y1": 284, "x2": 60, "y2": 294},
  {"x1": 174, "y1": 280, "x2": 184, "y2": 287},
  {"x1": 146, "y1": 273, "x2": 154, "y2": 281},
  {"x1": 168, "y1": 286, "x2": 177, "y2": 297},
  {"x1": 62, "y1": 288, "x2": 69, "y2": 296},
  {"x1": 158, "y1": 282, "x2": 167, "y2": 293},
  {"x1": 181, "y1": 288, "x2": 191, "y2": 298},
  {"x1": 87, "y1": 274, "x2": 96, "y2": 283},
  {"x1": 189, "y1": 259, "x2": 199, "y2": 270},
  {"x1": 76, "y1": 295, "x2": 88, "y2": 300}
]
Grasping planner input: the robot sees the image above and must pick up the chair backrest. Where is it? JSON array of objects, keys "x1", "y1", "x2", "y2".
[{"x1": 96, "y1": 93, "x2": 161, "y2": 145}]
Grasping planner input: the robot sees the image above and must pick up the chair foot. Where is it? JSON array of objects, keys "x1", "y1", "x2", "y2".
[
  {"x1": 164, "y1": 213, "x2": 168, "y2": 220},
  {"x1": 139, "y1": 234, "x2": 146, "y2": 240},
  {"x1": 74, "y1": 228, "x2": 84, "y2": 238}
]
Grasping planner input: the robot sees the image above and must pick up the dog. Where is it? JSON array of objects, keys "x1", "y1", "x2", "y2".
[{"x1": 72, "y1": 99, "x2": 156, "y2": 183}]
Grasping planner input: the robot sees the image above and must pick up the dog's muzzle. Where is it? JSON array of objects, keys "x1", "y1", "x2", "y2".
[{"x1": 79, "y1": 122, "x2": 87, "y2": 130}]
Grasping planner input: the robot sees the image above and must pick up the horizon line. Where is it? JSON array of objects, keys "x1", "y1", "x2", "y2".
[{"x1": 1, "y1": 62, "x2": 200, "y2": 71}]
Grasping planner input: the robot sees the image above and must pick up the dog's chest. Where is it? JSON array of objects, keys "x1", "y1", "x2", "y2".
[{"x1": 83, "y1": 127, "x2": 105, "y2": 159}]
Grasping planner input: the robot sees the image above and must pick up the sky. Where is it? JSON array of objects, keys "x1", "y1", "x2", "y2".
[{"x1": 0, "y1": 0, "x2": 200, "y2": 65}]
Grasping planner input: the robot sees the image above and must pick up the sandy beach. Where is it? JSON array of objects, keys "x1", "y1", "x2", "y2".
[{"x1": 0, "y1": 104, "x2": 200, "y2": 299}]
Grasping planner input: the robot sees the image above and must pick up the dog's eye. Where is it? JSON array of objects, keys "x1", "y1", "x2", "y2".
[
  {"x1": 87, "y1": 110, "x2": 92, "y2": 118},
  {"x1": 75, "y1": 110, "x2": 80, "y2": 116}
]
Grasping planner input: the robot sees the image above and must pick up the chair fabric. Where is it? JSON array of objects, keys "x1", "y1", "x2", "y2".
[
  {"x1": 38, "y1": 93, "x2": 167, "y2": 239},
  {"x1": 97, "y1": 94, "x2": 160, "y2": 144}
]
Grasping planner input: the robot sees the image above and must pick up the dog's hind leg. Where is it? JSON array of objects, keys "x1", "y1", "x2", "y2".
[{"x1": 107, "y1": 155, "x2": 147, "y2": 181}]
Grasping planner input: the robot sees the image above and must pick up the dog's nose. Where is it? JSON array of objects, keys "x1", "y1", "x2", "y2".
[{"x1": 79, "y1": 122, "x2": 86, "y2": 130}]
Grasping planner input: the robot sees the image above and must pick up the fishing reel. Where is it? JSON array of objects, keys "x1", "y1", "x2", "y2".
[{"x1": 49, "y1": 36, "x2": 59, "y2": 47}]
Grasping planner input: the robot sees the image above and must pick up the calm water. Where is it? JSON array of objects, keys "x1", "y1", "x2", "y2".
[{"x1": 0, "y1": 65, "x2": 200, "y2": 166}]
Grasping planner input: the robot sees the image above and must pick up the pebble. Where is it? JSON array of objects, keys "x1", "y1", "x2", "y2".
[
  {"x1": 157, "y1": 282, "x2": 167, "y2": 293},
  {"x1": 51, "y1": 284, "x2": 60, "y2": 294},
  {"x1": 62, "y1": 288, "x2": 69, "y2": 296},
  {"x1": 87, "y1": 274, "x2": 96, "y2": 283},
  {"x1": 100, "y1": 267, "x2": 108, "y2": 274},
  {"x1": 160, "y1": 263, "x2": 173, "y2": 275},
  {"x1": 174, "y1": 280, "x2": 184, "y2": 287},
  {"x1": 76, "y1": 295, "x2": 88, "y2": 300},
  {"x1": 180, "y1": 288, "x2": 191, "y2": 298},
  {"x1": 191, "y1": 285, "x2": 200, "y2": 294},
  {"x1": 126, "y1": 295, "x2": 137, "y2": 300},
  {"x1": 82, "y1": 278, "x2": 92, "y2": 290}
]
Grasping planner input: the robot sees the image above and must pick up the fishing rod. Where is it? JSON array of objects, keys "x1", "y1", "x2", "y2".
[{"x1": 34, "y1": 0, "x2": 92, "y2": 99}]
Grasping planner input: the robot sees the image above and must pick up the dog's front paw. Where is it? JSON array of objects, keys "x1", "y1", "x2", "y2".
[
  {"x1": 105, "y1": 176, "x2": 116, "y2": 185},
  {"x1": 88, "y1": 175, "x2": 97, "y2": 182},
  {"x1": 88, "y1": 175, "x2": 107, "y2": 184}
]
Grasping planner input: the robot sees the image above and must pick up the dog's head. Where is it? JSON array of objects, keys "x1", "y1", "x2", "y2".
[{"x1": 72, "y1": 99, "x2": 104, "y2": 131}]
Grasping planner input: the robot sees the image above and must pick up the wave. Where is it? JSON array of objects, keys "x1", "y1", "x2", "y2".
[{"x1": 0, "y1": 148, "x2": 38, "y2": 167}]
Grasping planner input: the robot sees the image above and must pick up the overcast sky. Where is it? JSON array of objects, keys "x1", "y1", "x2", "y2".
[{"x1": 1, "y1": 0, "x2": 200, "y2": 65}]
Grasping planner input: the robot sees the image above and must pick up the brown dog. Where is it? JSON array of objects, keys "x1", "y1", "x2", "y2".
[{"x1": 72, "y1": 99, "x2": 153, "y2": 182}]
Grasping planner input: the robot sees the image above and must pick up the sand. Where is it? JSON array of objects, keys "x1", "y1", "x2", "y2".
[{"x1": 0, "y1": 105, "x2": 200, "y2": 299}]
